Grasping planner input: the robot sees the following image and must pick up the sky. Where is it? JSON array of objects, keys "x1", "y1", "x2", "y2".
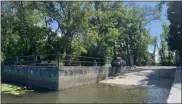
[
  {"x1": 135, "y1": 2, "x2": 169, "y2": 53},
  {"x1": 135, "y1": 2, "x2": 169, "y2": 62},
  {"x1": 49, "y1": 1, "x2": 169, "y2": 55}
]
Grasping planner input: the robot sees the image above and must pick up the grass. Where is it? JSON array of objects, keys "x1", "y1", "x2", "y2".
[{"x1": 1, "y1": 83, "x2": 33, "y2": 96}]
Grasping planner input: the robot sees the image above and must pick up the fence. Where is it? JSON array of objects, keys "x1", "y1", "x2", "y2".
[{"x1": 3, "y1": 54, "x2": 110, "y2": 66}]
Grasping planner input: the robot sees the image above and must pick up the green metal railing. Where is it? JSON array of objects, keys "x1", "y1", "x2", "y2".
[{"x1": 3, "y1": 54, "x2": 110, "y2": 66}]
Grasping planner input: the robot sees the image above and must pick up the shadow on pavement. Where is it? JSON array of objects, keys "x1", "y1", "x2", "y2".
[
  {"x1": 111, "y1": 67, "x2": 176, "y2": 89},
  {"x1": 138, "y1": 67, "x2": 176, "y2": 89}
]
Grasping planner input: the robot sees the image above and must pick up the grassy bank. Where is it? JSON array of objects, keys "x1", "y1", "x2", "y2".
[{"x1": 1, "y1": 83, "x2": 33, "y2": 96}]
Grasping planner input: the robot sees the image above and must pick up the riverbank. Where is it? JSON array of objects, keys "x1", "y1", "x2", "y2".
[
  {"x1": 167, "y1": 67, "x2": 181, "y2": 103},
  {"x1": 99, "y1": 66, "x2": 175, "y2": 103},
  {"x1": 1, "y1": 66, "x2": 176, "y2": 103},
  {"x1": 1, "y1": 83, "x2": 34, "y2": 95}
]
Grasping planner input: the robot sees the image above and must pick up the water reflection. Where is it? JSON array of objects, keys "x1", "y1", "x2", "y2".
[{"x1": 2, "y1": 83, "x2": 171, "y2": 103}]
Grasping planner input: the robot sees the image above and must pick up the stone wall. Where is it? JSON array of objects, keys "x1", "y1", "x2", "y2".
[{"x1": 58, "y1": 66, "x2": 110, "y2": 90}]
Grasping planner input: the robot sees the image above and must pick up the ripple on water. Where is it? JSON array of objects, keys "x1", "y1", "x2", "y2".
[{"x1": 1, "y1": 83, "x2": 170, "y2": 103}]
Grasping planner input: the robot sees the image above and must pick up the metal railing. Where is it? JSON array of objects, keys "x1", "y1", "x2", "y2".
[{"x1": 2, "y1": 54, "x2": 109, "y2": 66}]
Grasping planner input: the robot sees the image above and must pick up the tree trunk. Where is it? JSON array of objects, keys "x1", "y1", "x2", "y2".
[
  {"x1": 126, "y1": 40, "x2": 131, "y2": 66},
  {"x1": 179, "y1": 50, "x2": 182, "y2": 66},
  {"x1": 133, "y1": 53, "x2": 137, "y2": 65},
  {"x1": 94, "y1": 1, "x2": 100, "y2": 25},
  {"x1": 65, "y1": 33, "x2": 72, "y2": 66}
]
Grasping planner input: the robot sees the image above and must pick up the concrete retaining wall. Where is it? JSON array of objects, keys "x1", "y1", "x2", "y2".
[
  {"x1": 2, "y1": 65, "x2": 111, "y2": 90},
  {"x1": 58, "y1": 66, "x2": 110, "y2": 90},
  {"x1": 2, "y1": 65, "x2": 59, "y2": 90},
  {"x1": 167, "y1": 67, "x2": 181, "y2": 103}
]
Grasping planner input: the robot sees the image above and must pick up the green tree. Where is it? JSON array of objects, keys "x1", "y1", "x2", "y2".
[
  {"x1": 159, "y1": 22, "x2": 175, "y2": 65},
  {"x1": 157, "y1": 1, "x2": 182, "y2": 65},
  {"x1": 1, "y1": 1, "x2": 162, "y2": 66},
  {"x1": 125, "y1": 2, "x2": 160, "y2": 65},
  {"x1": 167, "y1": 2, "x2": 182, "y2": 64}
]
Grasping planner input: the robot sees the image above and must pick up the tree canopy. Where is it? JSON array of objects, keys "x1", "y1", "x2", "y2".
[{"x1": 1, "y1": 1, "x2": 162, "y2": 66}]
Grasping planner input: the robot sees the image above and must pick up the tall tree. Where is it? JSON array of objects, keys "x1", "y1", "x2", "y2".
[
  {"x1": 35, "y1": 2, "x2": 92, "y2": 61},
  {"x1": 167, "y1": 2, "x2": 182, "y2": 64},
  {"x1": 125, "y1": 2, "x2": 160, "y2": 65},
  {"x1": 157, "y1": 1, "x2": 182, "y2": 65}
]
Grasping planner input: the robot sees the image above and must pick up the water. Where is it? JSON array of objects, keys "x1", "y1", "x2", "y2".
[{"x1": 1, "y1": 83, "x2": 171, "y2": 103}]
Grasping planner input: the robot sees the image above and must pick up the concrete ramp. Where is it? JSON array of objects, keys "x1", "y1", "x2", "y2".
[{"x1": 100, "y1": 66, "x2": 175, "y2": 88}]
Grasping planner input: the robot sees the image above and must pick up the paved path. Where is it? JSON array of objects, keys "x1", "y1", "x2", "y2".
[
  {"x1": 167, "y1": 67, "x2": 181, "y2": 103},
  {"x1": 100, "y1": 66, "x2": 176, "y2": 88},
  {"x1": 99, "y1": 66, "x2": 177, "y2": 103}
]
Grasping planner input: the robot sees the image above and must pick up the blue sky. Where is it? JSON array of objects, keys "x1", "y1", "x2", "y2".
[
  {"x1": 135, "y1": 2, "x2": 169, "y2": 53},
  {"x1": 49, "y1": 1, "x2": 169, "y2": 53}
]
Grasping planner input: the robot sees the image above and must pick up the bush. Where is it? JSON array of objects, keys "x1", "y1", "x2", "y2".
[{"x1": 161, "y1": 58, "x2": 175, "y2": 66}]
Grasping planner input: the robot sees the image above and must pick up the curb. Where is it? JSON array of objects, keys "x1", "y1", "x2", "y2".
[{"x1": 167, "y1": 67, "x2": 181, "y2": 103}]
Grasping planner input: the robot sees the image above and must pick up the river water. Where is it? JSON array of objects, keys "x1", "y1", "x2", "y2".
[{"x1": 1, "y1": 83, "x2": 171, "y2": 103}]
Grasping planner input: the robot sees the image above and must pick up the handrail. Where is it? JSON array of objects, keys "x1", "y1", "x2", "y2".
[{"x1": 5, "y1": 54, "x2": 105, "y2": 60}]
